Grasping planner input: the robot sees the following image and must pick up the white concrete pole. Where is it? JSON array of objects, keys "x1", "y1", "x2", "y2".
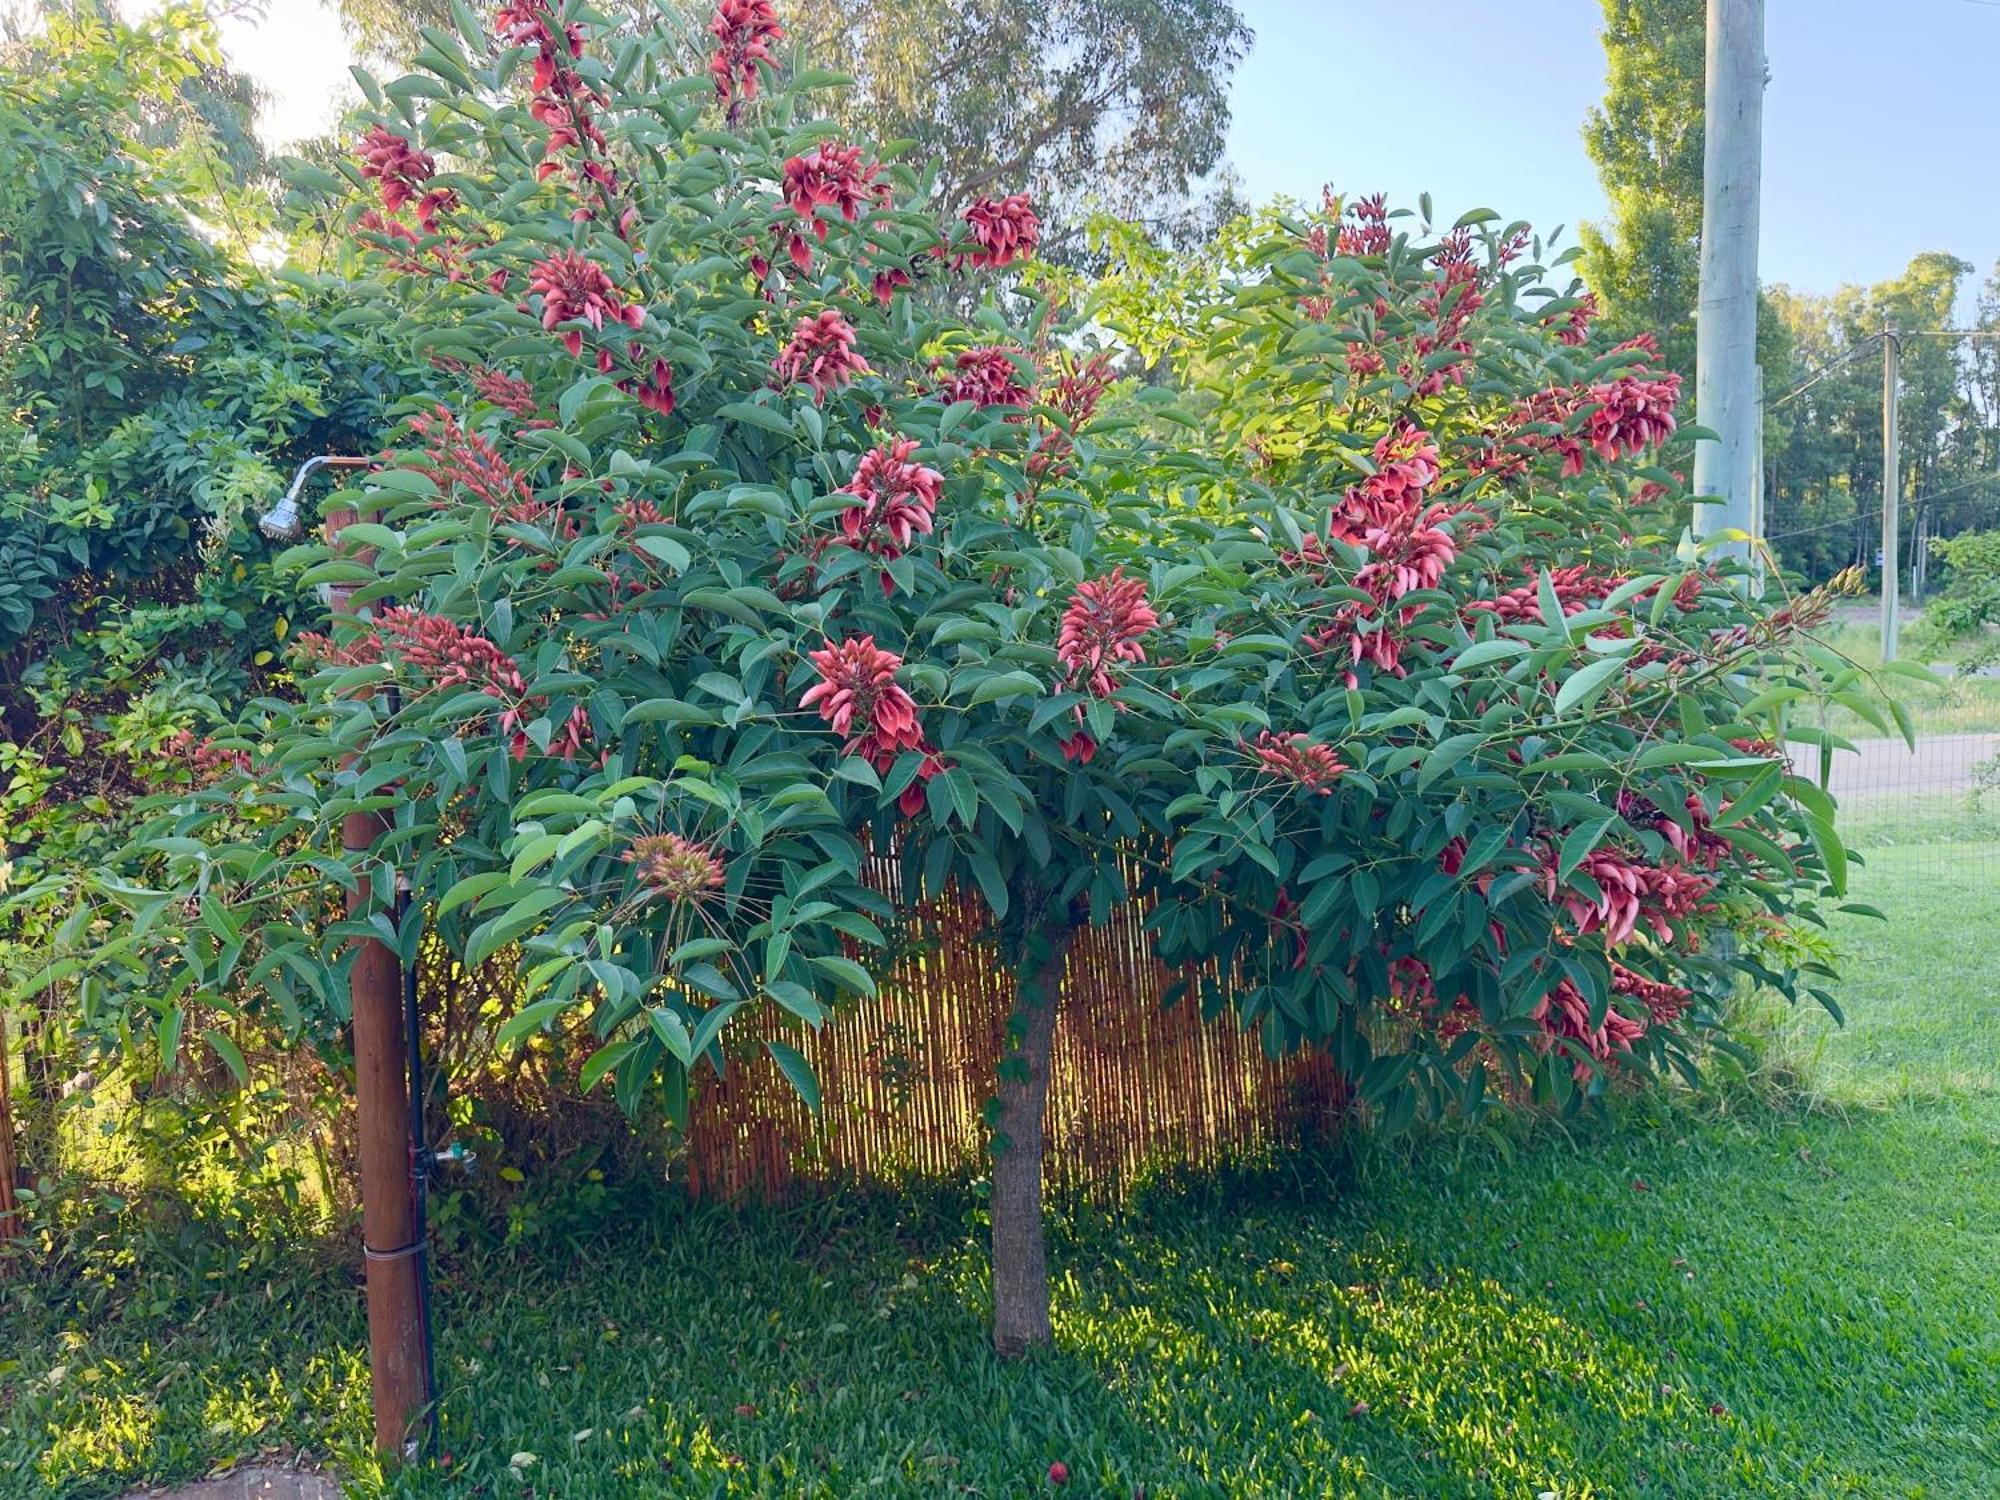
[
  {"x1": 1881, "y1": 322, "x2": 1901, "y2": 660},
  {"x1": 1691, "y1": 0, "x2": 1765, "y2": 558}
]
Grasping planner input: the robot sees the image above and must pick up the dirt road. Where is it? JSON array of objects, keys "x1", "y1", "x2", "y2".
[{"x1": 1802, "y1": 732, "x2": 1999, "y2": 802}]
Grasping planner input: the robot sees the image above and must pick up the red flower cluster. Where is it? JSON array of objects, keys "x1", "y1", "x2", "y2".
[
  {"x1": 709, "y1": 0, "x2": 783, "y2": 109},
  {"x1": 1476, "y1": 348, "x2": 1681, "y2": 479},
  {"x1": 1547, "y1": 290, "x2": 1599, "y2": 347},
  {"x1": 528, "y1": 250, "x2": 644, "y2": 358},
  {"x1": 836, "y1": 437, "x2": 942, "y2": 588},
  {"x1": 1534, "y1": 979, "x2": 1648, "y2": 1083},
  {"x1": 1051, "y1": 568, "x2": 1157, "y2": 765},
  {"x1": 939, "y1": 346, "x2": 1034, "y2": 409},
  {"x1": 1384, "y1": 955, "x2": 1478, "y2": 1039},
  {"x1": 1465, "y1": 564, "x2": 1617, "y2": 625},
  {"x1": 1056, "y1": 568, "x2": 1158, "y2": 699},
  {"x1": 1337, "y1": 425, "x2": 1441, "y2": 537},
  {"x1": 497, "y1": 0, "x2": 618, "y2": 200},
  {"x1": 367, "y1": 605, "x2": 590, "y2": 760},
  {"x1": 960, "y1": 194, "x2": 1040, "y2": 268},
  {"x1": 782, "y1": 144, "x2": 879, "y2": 240},
  {"x1": 1610, "y1": 961, "x2": 1693, "y2": 1024},
  {"x1": 496, "y1": 0, "x2": 583, "y2": 90},
  {"x1": 1581, "y1": 365, "x2": 1681, "y2": 463},
  {"x1": 167, "y1": 730, "x2": 252, "y2": 783},
  {"x1": 1335, "y1": 192, "x2": 1391, "y2": 257},
  {"x1": 355, "y1": 126, "x2": 453, "y2": 230},
  {"x1": 470, "y1": 367, "x2": 542, "y2": 421},
  {"x1": 1618, "y1": 790, "x2": 1731, "y2": 870},
  {"x1": 406, "y1": 406, "x2": 536, "y2": 514},
  {"x1": 773, "y1": 310, "x2": 871, "y2": 401},
  {"x1": 1027, "y1": 350, "x2": 1116, "y2": 488},
  {"x1": 624, "y1": 832, "x2": 725, "y2": 905},
  {"x1": 1247, "y1": 731, "x2": 1347, "y2": 795},
  {"x1": 799, "y1": 637, "x2": 941, "y2": 813},
  {"x1": 1542, "y1": 843, "x2": 1715, "y2": 947},
  {"x1": 1296, "y1": 424, "x2": 1465, "y2": 685},
  {"x1": 1404, "y1": 227, "x2": 1481, "y2": 396}
]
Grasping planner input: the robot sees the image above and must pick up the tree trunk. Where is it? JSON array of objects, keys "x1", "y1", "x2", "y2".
[{"x1": 990, "y1": 924, "x2": 1072, "y2": 1358}]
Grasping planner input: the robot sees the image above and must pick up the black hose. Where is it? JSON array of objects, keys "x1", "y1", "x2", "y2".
[
  {"x1": 398, "y1": 883, "x2": 438, "y2": 1453},
  {"x1": 386, "y1": 680, "x2": 438, "y2": 1454}
]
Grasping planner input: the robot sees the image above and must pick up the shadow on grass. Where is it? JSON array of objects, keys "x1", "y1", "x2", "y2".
[{"x1": 9, "y1": 1085, "x2": 1994, "y2": 1499}]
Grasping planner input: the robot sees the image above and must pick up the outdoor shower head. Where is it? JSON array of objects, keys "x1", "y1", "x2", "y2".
[{"x1": 258, "y1": 455, "x2": 369, "y2": 540}]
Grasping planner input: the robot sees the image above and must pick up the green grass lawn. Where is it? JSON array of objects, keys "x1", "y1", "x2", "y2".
[{"x1": 5, "y1": 846, "x2": 1997, "y2": 1499}]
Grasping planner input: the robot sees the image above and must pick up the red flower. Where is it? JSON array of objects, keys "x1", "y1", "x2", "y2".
[
  {"x1": 1583, "y1": 369, "x2": 1681, "y2": 462},
  {"x1": 632, "y1": 357, "x2": 676, "y2": 416},
  {"x1": 871, "y1": 266, "x2": 912, "y2": 306},
  {"x1": 1548, "y1": 290, "x2": 1598, "y2": 347},
  {"x1": 799, "y1": 636, "x2": 924, "y2": 768},
  {"x1": 1540, "y1": 843, "x2": 1715, "y2": 947},
  {"x1": 167, "y1": 729, "x2": 252, "y2": 783},
  {"x1": 838, "y1": 437, "x2": 942, "y2": 553},
  {"x1": 356, "y1": 125, "x2": 434, "y2": 214},
  {"x1": 470, "y1": 367, "x2": 540, "y2": 420},
  {"x1": 709, "y1": 0, "x2": 784, "y2": 107},
  {"x1": 406, "y1": 406, "x2": 538, "y2": 515},
  {"x1": 1611, "y1": 962, "x2": 1693, "y2": 1024},
  {"x1": 1247, "y1": 731, "x2": 1347, "y2": 795},
  {"x1": 773, "y1": 310, "x2": 871, "y2": 401},
  {"x1": 940, "y1": 346, "x2": 1034, "y2": 408},
  {"x1": 961, "y1": 194, "x2": 1040, "y2": 268},
  {"x1": 1534, "y1": 979, "x2": 1648, "y2": 1082},
  {"x1": 1056, "y1": 568, "x2": 1158, "y2": 699},
  {"x1": 899, "y1": 750, "x2": 948, "y2": 818},
  {"x1": 495, "y1": 0, "x2": 584, "y2": 92},
  {"x1": 1335, "y1": 191, "x2": 1391, "y2": 257},
  {"x1": 1058, "y1": 731, "x2": 1097, "y2": 764},
  {"x1": 528, "y1": 250, "x2": 643, "y2": 356},
  {"x1": 782, "y1": 144, "x2": 878, "y2": 239},
  {"x1": 624, "y1": 832, "x2": 725, "y2": 904}
]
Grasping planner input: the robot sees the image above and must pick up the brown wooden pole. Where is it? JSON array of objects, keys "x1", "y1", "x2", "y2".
[
  {"x1": 326, "y1": 506, "x2": 430, "y2": 1457},
  {"x1": 0, "y1": 1003, "x2": 20, "y2": 1241}
]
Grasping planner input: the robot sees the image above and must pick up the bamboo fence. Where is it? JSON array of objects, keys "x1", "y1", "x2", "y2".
[{"x1": 681, "y1": 875, "x2": 1343, "y2": 1200}]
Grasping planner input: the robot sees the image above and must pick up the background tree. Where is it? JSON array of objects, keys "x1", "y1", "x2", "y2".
[
  {"x1": 331, "y1": 0, "x2": 1251, "y2": 251},
  {"x1": 1577, "y1": 0, "x2": 1703, "y2": 373}
]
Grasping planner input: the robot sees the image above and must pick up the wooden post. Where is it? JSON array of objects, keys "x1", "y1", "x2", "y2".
[
  {"x1": 325, "y1": 506, "x2": 431, "y2": 1457},
  {"x1": 0, "y1": 1005, "x2": 19, "y2": 1242}
]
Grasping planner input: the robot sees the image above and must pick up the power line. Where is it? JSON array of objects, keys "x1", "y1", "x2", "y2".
[{"x1": 1763, "y1": 334, "x2": 1884, "y2": 412}]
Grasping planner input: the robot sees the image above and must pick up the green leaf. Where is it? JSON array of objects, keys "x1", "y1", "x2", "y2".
[
  {"x1": 808, "y1": 954, "x2": 876, "y2": 996},
  {"x1": 201, "y1": 1029, "x2": 248, "y2": 1089},
  {"x1": 1452, "y1": 638, "x2": 1532, "y2": 671},
  {"x1": 1553, "y1": 653, "x2": 1628, "y2": 716},
  {"x1": 717, "y1": 400, "x2": 794, "y2": 437},
  {"x1": 1417, "y1": 733, "x2": 1484, "y2": 791},
  {"x1": 964, "y1": 670, "x2": 1042, "y2": 706},
  {"x1": 766, "y1": 1039, "x2": 822, "y2": 1115},
  {"x1": 623, "y1": 697, "x2": 718, "y2": 727},
  {"x1": 1557, "y1": 816, "x2": 1615, "y2": 880}
]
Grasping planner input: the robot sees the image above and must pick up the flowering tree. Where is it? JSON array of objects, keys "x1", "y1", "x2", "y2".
[{"x1": 56, "y1": 6, "x2": 1865, "y2": 1354}]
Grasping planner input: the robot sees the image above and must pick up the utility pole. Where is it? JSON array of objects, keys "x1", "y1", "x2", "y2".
[
  {"x1": 325, "y1": 505, "x2": 433, "y2": 1457},
  {"x1": 1691, "y1": 0, "x2": 1765, "y2": 557},
  {"x1": 1881, "y1": 322, "x2": 1900, "y2": 661}
]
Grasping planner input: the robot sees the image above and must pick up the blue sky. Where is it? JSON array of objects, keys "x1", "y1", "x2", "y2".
[
  {"x1": 1226, "y1": 0, "x2": 2000, "y2": 297},
  {"x1": 193, "y1": 0, "x2": 1998, "y2": 301}
]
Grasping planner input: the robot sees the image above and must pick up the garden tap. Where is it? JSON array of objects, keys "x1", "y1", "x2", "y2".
[{"x1": 257, "y1": 454, "x2": 369, "y2": 540}]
